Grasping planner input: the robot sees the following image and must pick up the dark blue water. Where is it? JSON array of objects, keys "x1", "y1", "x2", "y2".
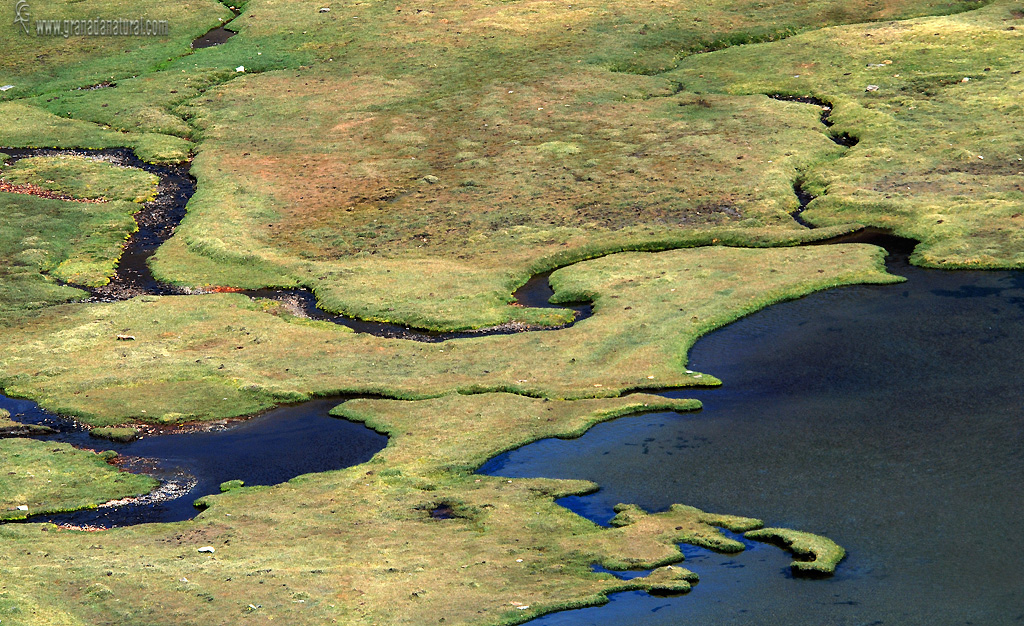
[
  {"x1": 1, "y1": 396, "x2": 387, "y2": 526},
  {"x1": 483, "y1": 247, "x2": 1024, "y2": 625}
]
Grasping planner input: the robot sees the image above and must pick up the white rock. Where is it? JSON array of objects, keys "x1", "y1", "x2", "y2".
[
  {"x1": 865, "y1": 85, "x2": 879, "y2": 92},
  {"x1": 198, "y1": 546, "x2": 215, "y2": 553},
  {"x1": 235, "y1": 66, "x2": 245, "y2": 73},
  {"x1": 0, "y1": 85, "x2": 14, "y2": 91},
  {"x1": 16, "y1": 505, "x2": 28, "y2": 511}
]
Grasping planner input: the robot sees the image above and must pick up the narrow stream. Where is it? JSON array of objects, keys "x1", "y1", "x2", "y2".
[
  {"x1": 0, "y1": 147, "x2": 591, "y2": 338},
  {"x1": 483, "y1": 235, "x2": 1024, "y2": 625},
  {"x1": 0, "y1": 145, "x2": 591, "y2": 526}
]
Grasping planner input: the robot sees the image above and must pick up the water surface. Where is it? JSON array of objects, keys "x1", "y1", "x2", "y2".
[
  {"x1": 2, "y1": 396, "x2": 387, "y2": 526},
  {"x1": 484, "y1": 249, "x2": 1024, "y2": 625}
]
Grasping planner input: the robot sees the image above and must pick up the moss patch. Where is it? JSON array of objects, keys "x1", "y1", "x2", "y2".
[{"x1": 89, "y1": 427, "x2": 138, "y2": 443}]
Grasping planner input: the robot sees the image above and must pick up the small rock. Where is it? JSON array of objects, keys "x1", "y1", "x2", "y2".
[
  {"x1": 318, "y1": 6, "x2": 330, "y2": 11},
  {"x1": 422, "y1": 174, "x2": 440, "y2": 184},
  {"x1": 198, "y1": 546, "x2": 215, "y2": 553},
  {"x1": 16, "y1": 505, "x2": 28, "y2": 511},
  {"x1": 961, "y1": 77, "x2": 970, "y2": 83},
  {"x1": 865, "y1": 85, "x2": 879, "y2": 92},
  {"x1": 235, "y1": 66, "x2": 245, "y2": 73},
  {"x1": 116, "y1": 334, "x2": 136, "y2": 341},
  {"x1": 0, "y1": 85, "x2": 14, "y2": 91}
]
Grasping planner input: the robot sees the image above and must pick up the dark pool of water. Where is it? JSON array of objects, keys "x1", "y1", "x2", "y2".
[
  {"x1": 2, "y1": 396, "x2": 387, "y2": 527},
  {"x1": 482, "y1": 246, "x2": 1024, "y2": 625},
  {"x1": 191, "y1": 26, "x2": 236, "y2": 49}
]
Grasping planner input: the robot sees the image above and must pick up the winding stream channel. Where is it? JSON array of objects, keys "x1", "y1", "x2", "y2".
[
  {"x1": 0, "y1": 145, "x2": 591, "y2": 529},
  {"x1": 3, "y1": 147, "x2": 1022, "y2": 623}
]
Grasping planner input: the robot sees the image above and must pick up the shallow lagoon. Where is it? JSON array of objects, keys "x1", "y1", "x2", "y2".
[{"x1": 484, "y1": 249, "x2": 1024, "y2": 625}]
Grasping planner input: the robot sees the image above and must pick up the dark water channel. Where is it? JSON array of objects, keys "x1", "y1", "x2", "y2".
[
  {"x1": 2, "y1": 395, "x2": 386, "y2": 527},
  {"x1": 482, "y1": 239, "x2": 1024, "y2": 625}
]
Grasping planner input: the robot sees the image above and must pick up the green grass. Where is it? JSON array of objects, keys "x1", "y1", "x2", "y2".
[
  {"x1": 3, "y1": 156, "x2": 158, "y2": 202},
  {"x1": 0, "y1": 0, "x2": 231, "y2": 99},
  {"x1": 746, "y1": 527, "x2": 847, "y2": 575},
  {"x1": 125, "y1": 0, "x2": 987, "y2": 329},
  {"x1": 0, "y1": 0, "x2": 1007, "y2": 623},
  {"x1": 666, "y1": 0, "x2": 1024, "y2": 268},
  {"x1": 0, "y1": 438, "x2": 157, "y2": 521},
  {"x1": 0, "y1": 102, "x2": 191, "y2": 163},
  {"x1": 89, "y1": 427, "x2": 139, "y2": 443},
  {"x1": 0, "y1": 393, "x2": 840, "y2": 625},
  {"x1": 0, "y1": 187, "x2": 148, "y2": 303},
  {"x1": 0, "y1": 245, "x2": 898, "y2": 425}
]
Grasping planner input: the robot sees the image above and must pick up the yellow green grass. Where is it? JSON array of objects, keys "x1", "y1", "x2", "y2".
[
  {"x1": 745, "y1": 528, "x2": 847, "y2": 575},
  {"x1": 88, "y1": 427, "x2": 139, "y2": 443},
  {"x1": 0, "y1": 0, "x2": 1010, "y2": 623},
  {"x1": 0, "y1": 0, "x2": 230, "y2": 98},
  {"x1": 0, "y1": 152, "x2": 158, "y2": 305},
  {"x1": 0, "y1": 190, "x2": 147, "y2": 311},
  {"x1": 2, "y1": 156, "x2": 158, "y2": 203},
  {"x1": 668, "y1": 0, "x2": 1024, "y2": 267},
  {"x1": 0, "y1": 439, "x2": 157, "y2": 521},
  {"x1": 0, "y1": 245, "x2": 898, "y2": 426},
  {"x1": 2, "y1": 0, "x2": 988, "y2": 328},
  {"x1": 0, "y1": 393, "x2": 838, "y2": 626}
]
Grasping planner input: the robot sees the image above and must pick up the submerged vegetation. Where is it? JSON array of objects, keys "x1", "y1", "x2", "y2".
[{"x1": 0, "y1": 0, "x2": 1013, "y2": 623}]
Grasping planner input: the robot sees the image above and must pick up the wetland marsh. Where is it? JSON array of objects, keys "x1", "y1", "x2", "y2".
[{"x1": 2, "y1": 0, "x2": 1023, "y2": 624}]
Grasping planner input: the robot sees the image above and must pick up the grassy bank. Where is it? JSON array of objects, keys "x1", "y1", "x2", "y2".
[
  {"x1": 3, "y1": 156, "x2": 158, "y2": 203},
  {"x1": 0, "y1": 439, "x2": 157, "y2": 521},
  {"x1": 0, "y1": 245, "x2": 898, "y2": 426},
  {"x1": 0, "y1": 393, "x2": 840, "y2": 625}
]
